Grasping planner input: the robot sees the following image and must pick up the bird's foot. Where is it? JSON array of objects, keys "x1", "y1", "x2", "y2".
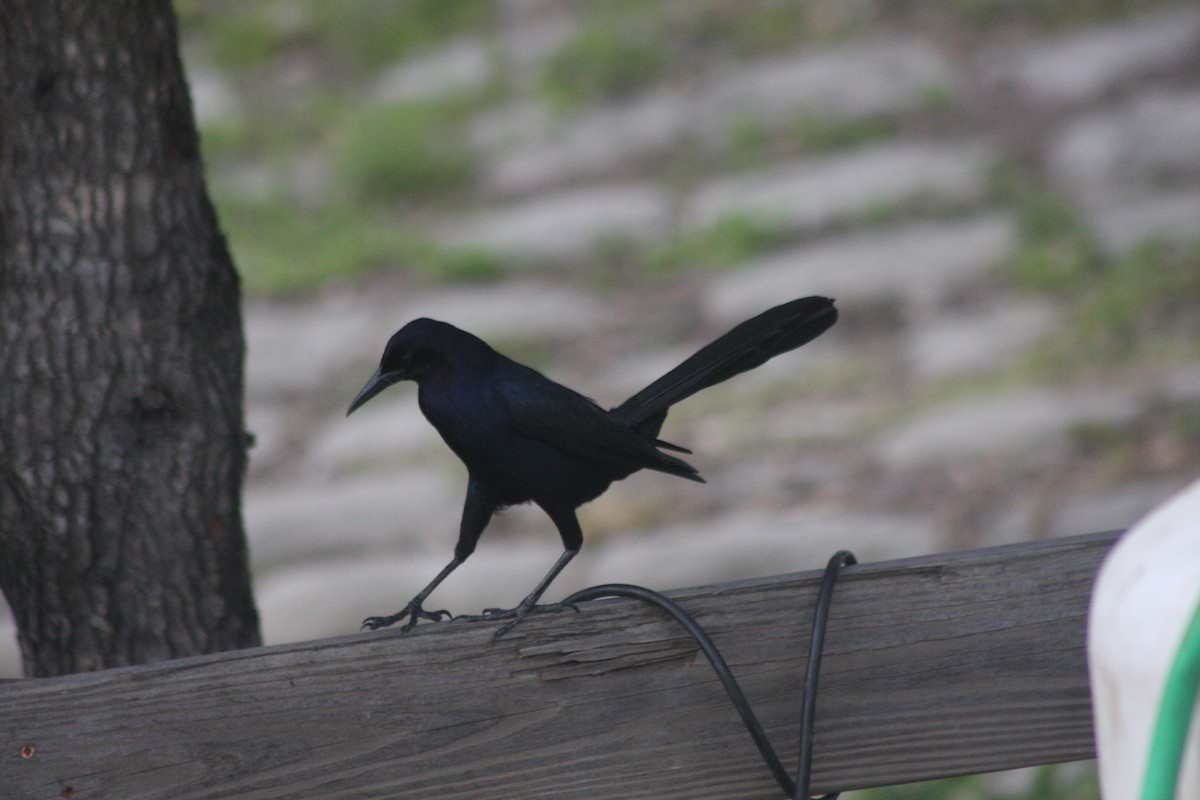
[
  {"x1": 457, "y1": 600, "x2": 578, "y2": 641},
  {"x1": 361, "y1": 600, "x2": 451, "y2": 632}
]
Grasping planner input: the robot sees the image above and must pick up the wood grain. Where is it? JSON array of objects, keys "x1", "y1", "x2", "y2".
[{"x1": 0, "y1": 531, "x2": 1118, "y2": 799}]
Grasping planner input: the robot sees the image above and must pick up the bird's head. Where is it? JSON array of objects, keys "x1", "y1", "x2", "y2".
[
  {"x1": 346, "y1": 318, "x2": 455, "y2": 416},
  {"x1": 347, "y1": 318, "x2": 496, "y2": 416}
]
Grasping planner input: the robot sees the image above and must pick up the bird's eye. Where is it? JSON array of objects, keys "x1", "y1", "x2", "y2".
[{"x1": 394, "y1": 347, "x2": 438, "y2": 375}]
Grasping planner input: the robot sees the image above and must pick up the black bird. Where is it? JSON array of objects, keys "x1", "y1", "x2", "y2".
[{"x1": 347, "y1": 295, "x2": 837, "y2": 637}]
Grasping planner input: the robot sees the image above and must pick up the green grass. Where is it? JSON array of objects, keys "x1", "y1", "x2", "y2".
[
  {"x1": 999, "y1": 173, "x2": 1200, "y2": 371},
  {"x1": 213, "y1": 189, "x2": 507, "y2": 296},
  {"x1": 177, "y1": 0, "x2": 495, "y2": 73},
  {"x1": 729, "y1": 112, "x2": 902, "y2": 165},
  {"x1": 336, "y1": 99, "x2": 477, "y2": 204},
  {"x1": 791, "y1": 113, "x2": 901, "y2": 153},
  {"x1": 941, "y1": 0, "x2": 1176, "y2": 29},
  {"x1": 536, "y1": 0, "x2": 865, "y2": 111},
  {"x1": 1006, "y1": 189, "x2": 1102, "y2": 294},
  {"x1": 1071, "y1": 237, "x2": 1200, "y2": 358},
  {"x1": 215, "y1": 194, "x2": 404, "y2": 294},
  {"x1": 539, "y1": 24, "x2": 668, "y2": 109},
  {"x1": 920, "y1": 82, "x2": 958, "y2": 112},
  {"x1": 309, "y1": 0, "x2": 494, "y2": 70},
  {"x1": 642, "y1": 213, "x2": 792, "y2": 275},
  {"x1": 1068, "y1": 418, "x2": 1135, "y2": 461},
  {"x1": 662, "y1": 0, "x2": 835, "y2": 58}
]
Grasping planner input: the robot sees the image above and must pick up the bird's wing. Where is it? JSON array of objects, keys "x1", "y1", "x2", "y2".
[{"x1": 495, "y1": 378, "x2": 703, "y2": 482}]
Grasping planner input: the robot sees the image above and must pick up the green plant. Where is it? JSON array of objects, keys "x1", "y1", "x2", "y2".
[
  {"x1": 791, "y1": 113, "x2": 901, "y2": 153},
  {"x1": 1072, "y1": 238, "x2": 1200, "y2": 358},
  {"x1": 216, "y1": 194, "x2": 407, "y2": 295},
  {"x1": 728, "y1": 116, "x2": 771, "y2": 163},
  {"x1": 200, "y1": 5, "x2": 296, "y2": 71},
  {"x1": 920, "y1": 82, "x2": 957, "y2": 112},
  {"x1": 422, "y1": 246, "x2": 508, "y2": 283},
  {"x1": 336, "y1": 99, "x2": 476, "y2": 203},
  {"x1": 179, "y1": 0, "x2": 495, "y2": 73},
  {"x1": 310, "y1": 0, "x2": 494, "y2": 70},
  {"x1": 539, "y1": 24, "x2": 667, "y2": 109},
  {"x1": 944, "y1": 0, "x2": 1170, "y2": 29},
  {"x1": 1005, "y1": 188, "x2": 1101, "y2": 293},
  {"x1": 1001, "y1": 174, "x2": 1200, "y2": 369},
  {"x1": 643, "y1": 214, "x2": 791, "y2": 275}
]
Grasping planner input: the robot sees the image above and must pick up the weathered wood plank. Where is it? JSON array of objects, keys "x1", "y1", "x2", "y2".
[{"x1": 0, "y1": 531, "x2": 1118, "y2": 799}]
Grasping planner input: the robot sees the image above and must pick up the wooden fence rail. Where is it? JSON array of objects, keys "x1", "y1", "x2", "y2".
[{"x1": 0, "y1": 531, "x2": 1119, "y2": 799}]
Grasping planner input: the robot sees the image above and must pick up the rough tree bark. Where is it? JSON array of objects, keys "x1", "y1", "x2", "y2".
[{"x1": 0, "y1": 0, "x2": 261, "y2": 676}]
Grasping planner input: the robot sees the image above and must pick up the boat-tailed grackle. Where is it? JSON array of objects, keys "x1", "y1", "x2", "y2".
[{"x1": 347, "y1": 295, "x2": 837, "y2": 638}]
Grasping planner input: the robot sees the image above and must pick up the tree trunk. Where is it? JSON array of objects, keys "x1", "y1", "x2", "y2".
[{"x1": 0, "y1": 0, "x2": 261, "y2": 677}]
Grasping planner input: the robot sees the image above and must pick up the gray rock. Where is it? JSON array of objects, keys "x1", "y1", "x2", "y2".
[
  {"x1": 477, "y1": 37, "x2": 953, "y2": 196},
  {"x1": 256, "y1": 505, "x2": 940, "y2": 645},
  {"x1": 981, "y1": 496, "x2": 1042, "y2": 547},
  {"x1": 588, "y1": 508, "x2": 940, "y2": 591},
  {"x1": 245, "y1": 402, "x2": 292, "y2": 475},
  {"x1": 700, "y1": 37, "x2": 955, "y2": 127},
  {"x1": 209, "y1": 161, "x2": 275, "y2": 204},
  {"x1": 256, "y1": 555, "x2": 397, "y2": 644},
  {"x1": 0, "y1": 622, "x2": 17, "y2": 679},
  {"x1": 1086, "y1": 189, "x2": 1200, "y2": 254},
  {"x1": 186, "y1": 68, "x2": 239, "y2": 122},
  {"x1": 876, "y1": 387, "x2": 1140, "y2": 468},
  {"x1": 498, "y1": 0, "x2": 579, "y2": 75},
  {"x1": 1052, "y1": 478, "x2": 1195, "y2": 538},
  {"x1": 0, "y1": 598, "x2": 17, "y2": 679},
  {"x1": 245, "y1": 297, "x2": 385, "y2": 399},
  {"x1": 981, "y1": 7, "x2": 1200, "y2": 104},
  {"x1": 678, "y1": 355, "x2": 860, "y2": 450},
  {"x1": 684, "y1": 142, "x2": 993, "y2": 232},
  {"x1": 373, "y1": 38, "x2": 492, "y2": 102},
  {"x1": 1161, "y1": 364, "x2": 1200, "y2": 403},
  {"x1": 586, "y1": 344, "x2": 701, "y2": 404},
  {"x1": 235, "y1": 394, "x2": 1200, "y2": 651},
  {"x1": 481, "y1": 89, "x2": 692, "y2": 195},
  {"x1": 246, "y1": 282, "x2": 605, "y2": 411},
  {"x1": 303, "y1": 400, "x2": 445, "y2": 477},
  {"x1": 908, "y1": 299, "x2": 1058, "y2": 378},
  {"x1": 245, "y1": 470, "x2": 463, "y2": 571},
  {"x1": 741, "y1": 398, "x2": 875, "y2": 444},
  {"x1": 441, "y1": 184, "x2": 671, "y2": 262},
  {"x1": 1049, "y1": 89, "x2": 1200, "y2": 194},
  {"x1": 392, "y1": 281, "x2": 608, "y2": 341},
  {"x1": 469, "y1": 101, "x2": 553, "y2": 154},
  {"x1": 255, "y1": 539, "x2": 571, "y2": 644},
  {"x1": 705, "y1": 214, "x2": 1017, "y2": 322}
]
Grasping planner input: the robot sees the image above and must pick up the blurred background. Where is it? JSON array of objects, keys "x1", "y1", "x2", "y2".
[{"x1": 5, "y1": 0, "x2": 1200, "y2": 795}]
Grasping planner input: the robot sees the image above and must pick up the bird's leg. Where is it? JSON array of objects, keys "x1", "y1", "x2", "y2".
[
  {"x1": 365, "y1": 479, "x2": 495, "y2": 632},
  {"x1": 361, "y1": 558, "x2": 461, "y2": 632},
  {"x1": 461, "y1": 548, "x2": 580, "y2": 640}
]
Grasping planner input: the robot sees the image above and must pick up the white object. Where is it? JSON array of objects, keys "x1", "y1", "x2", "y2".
[{"x1": 1089, "y1": 475, "x2": 1200, "y2": 799}]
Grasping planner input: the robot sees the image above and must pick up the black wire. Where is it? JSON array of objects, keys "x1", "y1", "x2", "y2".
[
  {"x1": 796, "y1": 550, "x2": 856, "y2": 800},
  {"x1": 562, "y1": 582, "x2": 796, "y2": 794},
  {"x1": 560, "y1": 549, "x2": 856, "y2": 800}
]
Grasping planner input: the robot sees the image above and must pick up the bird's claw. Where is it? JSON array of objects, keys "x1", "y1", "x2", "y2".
[
  {"x1": 454, "y1": 601, "x2": 579, "y2": 641},
  {"x1": 458, "y1": 601, "x2": 578, "y2": 622},
  {"x1": 361, "y1": 601, "x2": 451, "y2": 632}
]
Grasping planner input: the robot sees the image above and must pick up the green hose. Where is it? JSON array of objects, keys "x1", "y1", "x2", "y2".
[{"x1": 1141, "y1": 595, "x2": 1200, "y2": 799}]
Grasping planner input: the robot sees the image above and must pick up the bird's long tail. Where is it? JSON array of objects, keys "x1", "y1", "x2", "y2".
[{"x1": 610, "y1": 296, "x2": 837, "y2": 437}]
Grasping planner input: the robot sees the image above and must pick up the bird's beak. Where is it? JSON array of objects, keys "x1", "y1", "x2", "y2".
[{"x1": 346, "y1": 368, "x2": 404, "y2": 416}]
